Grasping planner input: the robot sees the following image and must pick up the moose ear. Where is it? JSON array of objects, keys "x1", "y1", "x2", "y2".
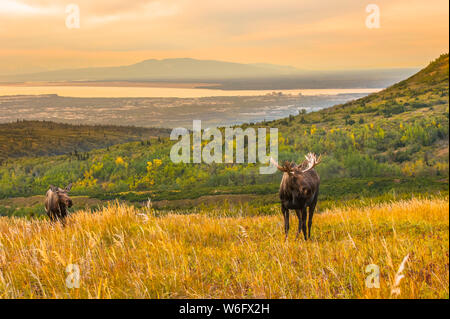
[
  {"x1": 50, "y1": 185, "x2": 58, "y2": 192},
  {"x1": 65, "y1": 183, "x2": 73, "y2": 192}
]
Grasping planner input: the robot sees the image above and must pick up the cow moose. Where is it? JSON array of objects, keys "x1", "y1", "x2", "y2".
[
  {"x1": 44, "y1": 183, "x2": 73, "y2": 224},
  {"x1": 271, "y1": 153, "x2": 322, "y2": 241}
]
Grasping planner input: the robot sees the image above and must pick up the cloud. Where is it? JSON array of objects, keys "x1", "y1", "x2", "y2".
[
  {"x1": 85, "y1": 1, "x2": 180, "y2": 26},
  {"x1": 0, "y1": 0, "x2": 60, "y2": 15}
]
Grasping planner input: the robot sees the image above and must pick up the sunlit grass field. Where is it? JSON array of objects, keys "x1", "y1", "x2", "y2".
[{"x1": 0, "y1": 198, "x2": 448, "y2": 299}]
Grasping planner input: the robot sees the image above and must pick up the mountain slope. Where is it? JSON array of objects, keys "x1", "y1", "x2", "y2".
[
  {"x1": 270, "y1": 53, "x2": 448, "y2": 166},
  {"x1": 331, "y1": 53, "x2": 449, "y2": 114}
]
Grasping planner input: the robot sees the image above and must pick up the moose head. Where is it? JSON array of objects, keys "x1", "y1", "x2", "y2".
[
  {"x1": 49, "y1": 183, "x2": 73, "y2": 208},
  {"x1": 271, "y1": 153, "x2": 322, "y2": 176}
]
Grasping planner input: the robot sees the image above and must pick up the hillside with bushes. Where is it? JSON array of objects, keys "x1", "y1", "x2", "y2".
[
  {"x1": 0, "y1": 120, "x2": 170, "y2": 161},
  {"x1": 0, "y1": 55, "x2": 448, "y2": 215}
]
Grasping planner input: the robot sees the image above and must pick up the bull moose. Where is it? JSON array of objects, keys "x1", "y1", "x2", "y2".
[
  {"x1": 44, "y1": 183, "x2": 73, "y2": 224},
  {"x1": 271, "y1": 153, "x2": 322, "y2": 241}
]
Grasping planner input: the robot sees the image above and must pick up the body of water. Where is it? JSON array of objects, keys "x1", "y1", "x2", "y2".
[{"x1": 0, "y1": 86, "x2": 382, "y2": 98}]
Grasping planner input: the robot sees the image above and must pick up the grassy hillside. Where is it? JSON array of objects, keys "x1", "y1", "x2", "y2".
[
  {"x1": 0, "y1": 54, "x2": 448, "y2": 213},
  {"x1": 270, "y1": 53, "x2": 449, "y2": 161},
  {"x1": 0, "y1": 120, "x2": 170, "y2": 161},
  {"x1": 0, "y1": 198, "x2": 447, "y2": 298},
  {"x1": 333, "y1": 53, "x2": 448, "y2": 115}
]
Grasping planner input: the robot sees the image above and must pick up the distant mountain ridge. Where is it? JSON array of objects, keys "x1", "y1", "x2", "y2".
[
  {"x1": 0, "y1": 58, "x2": 304, "y2": 82},
  {"x1": 0, "y1": 58, "x2": 418, "y2": 86}
]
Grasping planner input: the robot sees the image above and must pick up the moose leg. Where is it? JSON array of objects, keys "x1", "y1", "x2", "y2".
[
  {"x1": 282, "y1": 206, "x2": 289, "y2": 241},
  {"x1": 301, "y1": 207, "x2": 308, "y2": 240},
  {"x1": 295, "y1": 209, "x2": 303, "y2": 240},
  {"x1": 307, "y1": 208, "x2": 314, "y2": 240},
  {"x1": 308, "y1": 195, "x2": 318, "y2": 240},
  {"x1": 47, "y1": 211, "x2": 55, "y2": 222},
  {"x1": 59, "y1": 208, "x2": 67, "y2": 227},
  {"x1": 59, "y1": 214, "x2": 67, "y2": 227}
]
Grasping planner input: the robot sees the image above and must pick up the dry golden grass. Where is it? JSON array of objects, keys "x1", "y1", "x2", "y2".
[{"x1": 0, "y1": 198, "x2": 448, "y2": 299}]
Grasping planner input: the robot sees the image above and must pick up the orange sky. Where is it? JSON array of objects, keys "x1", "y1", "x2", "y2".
[{"x1": 0, "y1": 0, "x2": 448, "y2": 74}]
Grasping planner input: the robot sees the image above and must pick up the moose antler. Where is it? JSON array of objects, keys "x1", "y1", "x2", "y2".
[
  {"x1": 270, "y1": 157, "x2": 295, "y2": 174},
  {"x1": 270, "y1": 157, "x2": 282, "y2": 170},
  {"x1": 300, "y1": 153, "x2": 322, "y2": 173}
]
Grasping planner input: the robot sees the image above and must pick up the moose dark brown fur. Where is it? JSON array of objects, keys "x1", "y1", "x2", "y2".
[
  {"x1": 44, "y1": 183, "x2": 73, "y2": 224},
  {"x1": 271, "y1": 153, "x2": 321, "y2": 241}
]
